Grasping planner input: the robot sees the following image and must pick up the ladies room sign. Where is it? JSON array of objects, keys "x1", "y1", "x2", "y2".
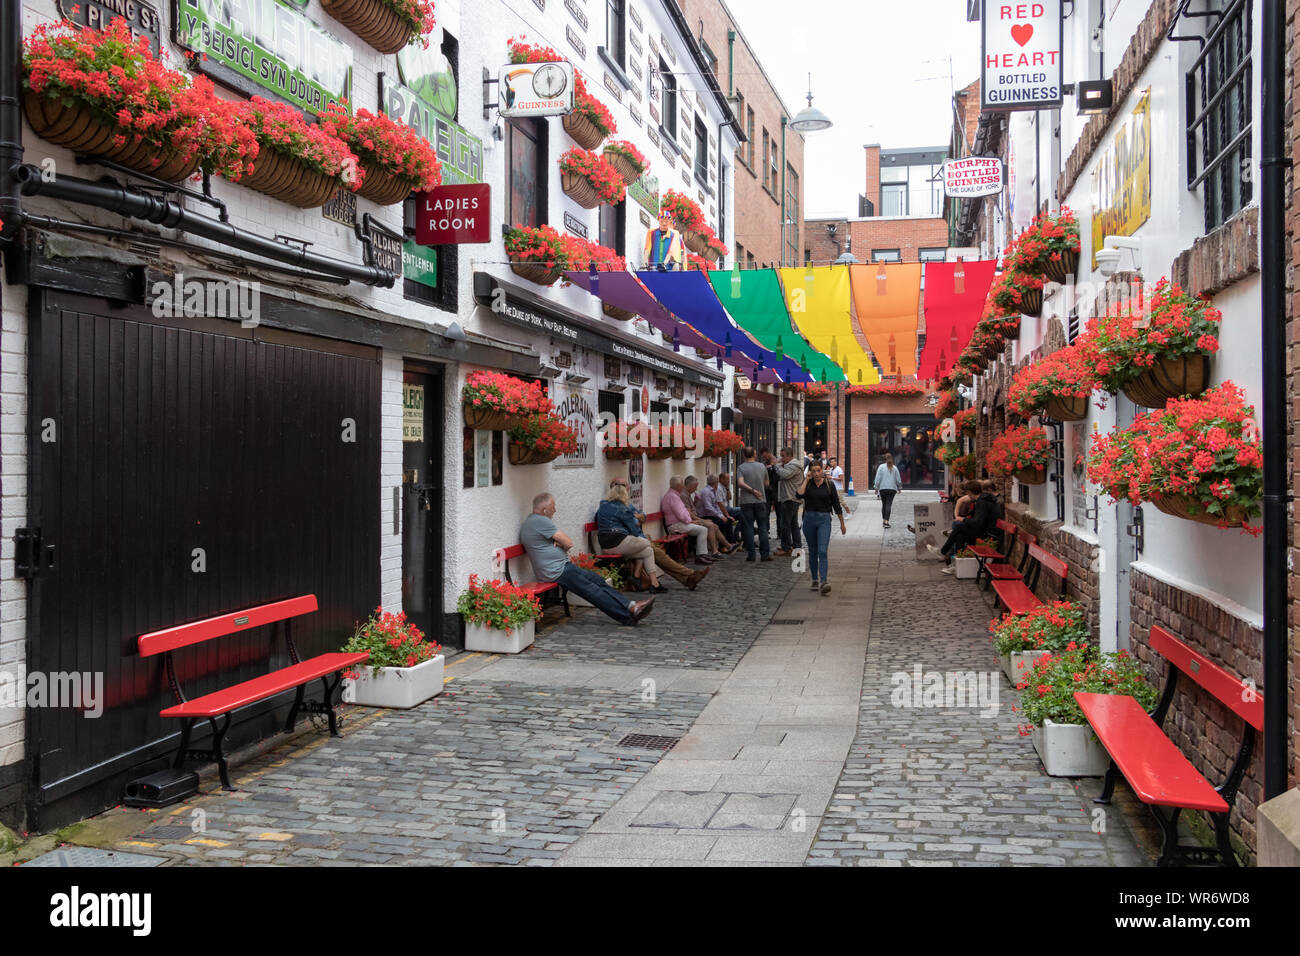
[{"x1": 981, "y1": 2, "x2": 1063, "y2": 111}]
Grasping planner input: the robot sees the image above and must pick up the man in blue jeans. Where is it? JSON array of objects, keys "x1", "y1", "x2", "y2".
[
  {"x1": 734, "y1": 446, "x2": 773, "y2": 562},
  {"x1": 519, "y1": 493, "x2": 654, "y2": 625}
]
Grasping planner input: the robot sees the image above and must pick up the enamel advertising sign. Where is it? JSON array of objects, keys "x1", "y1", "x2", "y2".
[
  {"x1": 981, "y1": 2, "x2": 1063, "y2": 111},
  {"x1": 499, "y1": 61, "x2": 576, "y2": 118},
  {"x1": 944, "y1": 157, "x2": 1004, "y2": 198}
]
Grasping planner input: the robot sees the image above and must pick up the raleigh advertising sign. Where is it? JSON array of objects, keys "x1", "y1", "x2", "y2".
[
  {"x1": 1090, "y1": 90, "x2": 1151, "y2": 269},
  {"x1": 380, "y1": 74, "x2": 483, "y2": 186},
  {"x1": 173, "y1": 0, "x2": 352, "y2": 114},
  {"x1": 944, "y1": 157, "x2": 1004, "y2": 198},
  {"x1": 981, "y1": 2, "x2": 1063, "y2": 111}
]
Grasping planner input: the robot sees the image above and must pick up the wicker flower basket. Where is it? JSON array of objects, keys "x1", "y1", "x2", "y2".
[
  {"x1": 508, "y1": 443, "x2": 560, "y2": 466},
  {"x1": 561, "y1": 169, "x2": 603, "y2": 209},
  {"x1": 24, "y1": 90, "x2": 202, "y2": 183},
  {"x1": 321, "y1": 0, "x2": 413, "y2": 54},
  {"x1": 358, "y1": 165, "x2": 418, "y2": 206},
  {"x1": 1042, "y1": 248, "x2": 1080, "y2": 285},
  {"x1": 510, "y1": 261, "x2": 564, "y2": 286},
  {"x1": 1150, "y1": 494, "x2": 1248, "y2": 527},
  {"x1": 682, "y1": 230, "x2": 711, "y2": 257},
  {"x1": 1014, "y1": 466, "x2": 1047, "y2": 485},
  {"x1": 1042, "y1": 394, "x2": 1088, "y2": 422},
  {"x1": 647, "y1": 447, "x2": 675, "y2": 461},
  {"x1": 1120, "y1": 354, "x2": 1211, "y2": 409},
  {"x1": 464, "y1": 406, "x2": 523, "y2": 432},
  {"x1": 982, "y1": 340, "x2": 1005, "y2": 361},
  {"x1": 239, "y1": 146, "x2": 341, "y2": 208},
  {"x1": 563, "y1": 111, "x2": 606, "y2": 150},
  {"x1": 603, "y1": 149, "x2": 644, "y2": 186},
  {"x1": 1018, "y1": 288, "x2": 1044, "y2": 317},
  {"x1": 603, "y1": 445, "x2": 632, "y2": 461},
  {"x1": 603, "y1": 302, "x2": 637, "y2": 321}
]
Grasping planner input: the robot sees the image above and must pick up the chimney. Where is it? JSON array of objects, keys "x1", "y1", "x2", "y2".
[{"x1": 864, "y1": 144, "x2": 881, "y2": 218}]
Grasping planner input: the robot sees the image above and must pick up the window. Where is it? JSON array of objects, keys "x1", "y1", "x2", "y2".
[
  {"x1": 606, "y1": 0, "x2": 625, "y2": 67},
  {"x1": 599, "y1": 201, "x2": 625, "y2": 256},
  {"x1": 769, "y1": 136, "x2": 780, "y2": 191},
  {"x1": 659, "y1": 59, "x2": 677, "y2": 139},
  {"x1": 881, "y1": 183, "x2": 905, "y2": 217},
  {"x1": 919, "y1": 247, "x2": 946, "y2": 288},
  {"x1": 1187, "y1": 0, "x2": 1252, "y2": 231},
  {"x1": 804, "y1": 248, "x2": 812, "y2": 266},
  {"x1": 506, "y1": 117, "x2": 546, "y2": 228},
  {"x1": 745, "y1": 106, "x2": 755, "y2": 166},
  {"x1": 785, "y1": 164, "x2": 799, "y2": 265},
  {"x1": 872, "y1": 249, "x2": 901, "y2": 262},
  {"x1": 719, "y1": 161, "x2": 728, "y2": 252},
  {"x1": 736, "y1": 241, "x2": 744, "y2": 263},
  {"x1": 694, "y1": 115, "x2": 708, "y2": 182},
  {"x1": 734, "y1": 92, "x2": 746, "y2": 166},
  {"x1": 700, "y1": 39, "x2": 718, "y2": 77},
  {"x1": 761, "y1": 129, "x2": 771, "y2": 189}
]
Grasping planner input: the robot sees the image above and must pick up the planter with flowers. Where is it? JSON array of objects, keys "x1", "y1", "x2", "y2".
[
  {"x1": 603, "y1": 140, "x2": 650, "y2": 185},
  {"x1": 703, "y1": 233, "x2": 729, "y2": 264},
  {"x1": 342, "y1": 608, "x2": 443, "y2": 708},
  {"x1": 322, "y1": 0, "x2": 436, "y2": 54},
  {"x1": 953, "y1": 408, "x2": 978, "y2": 437},
  {"x1": 662, "y1": 189, "x2": 708, "y2": 248},
  {"x1": 458, "y1": 574, "x2": 543, "y2": 654},
  {"x1": 22, "y1": 20, "x2": 257, "y2": 184},
  {"x1": 227, "y1": 97, "x2": 360, "y2": 208},
  {"x1": 1008, "y1": 208, "x2": 1081, "y2": 284},
  {"x1": 1086, "y1": 382, "x2": 1262, "y2": 533},
  {"x1": 602, "y1": 421, "x2": 649, "y2": 460},
  {"x1": 949, "y1": 452, "x2": 977, "y2": 480},
  {"x1": 986, "y1": 426, "x2": 1052, "y2": 485},
  {"x1": 933, "y1": 390, "x2": 958, "y2": 420},
  {"x1": 321, "y1": 105, "x2": 442, "y2": 205},
  {"x1": 846, "y1": 382, "x2": 925, "y2": 399},
  {"x1": 1018, "y1": 646, "x2": 1158, "y2": 776},
  {"x1": 504, "y1": 225, "x2": 591, "y2": 285},
  {"x1": 566, "y1": 553, "x2": 626, "y2": 606},
  {"x1": 462, "y1": 370, "x2": 551, "y2": 431},
  {"x1": 559, "y1": 148, "x2": 627, "y2": 208},
  {"x1": 1008, "y1": 337, "x2": 1099, "y2": 422},
  {"x1": 508, "y1": 411, "x2": 579, "y2": 465},
  {"x1": 953, "y1": 546, "x2": 981, "y2": 580},
  {"x1": 646, "y1": 423, "x2": 678, "y2": 460},
  {"x1": 1090, "y1": 279, "x2": 1220, "y2": 408},
  {"x1": 991, "y1": 600, "x2": 1088, "y2": 685},
  {"x1": 989, "y1": 265, "x2": 1045, "y2": 318}
]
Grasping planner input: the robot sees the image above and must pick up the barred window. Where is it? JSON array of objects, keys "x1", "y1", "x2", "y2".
[{"x1": 1186, "y1": 0, "x2": 1252, "y2": 232}]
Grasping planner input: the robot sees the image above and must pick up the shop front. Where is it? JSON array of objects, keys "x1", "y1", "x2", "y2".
[
  {"x1": 867, "y1": 415, "x2": 945, "y2": 489},
  {"x1": 735, "y1": 388, "x2": 778, "y2": 453}
]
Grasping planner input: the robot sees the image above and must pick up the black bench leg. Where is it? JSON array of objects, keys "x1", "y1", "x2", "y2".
[
  {"x1": 561, "y1": 587, "x2": 571, "y2": 617},
  {"x1": 1212, "y1": 811, "x2": 1238, "y2": 867},
  {"x1": 285, "y1": 683, "x2": 307, "y2": 733},
  {"x1": 321, "y1": 675, "x2": 341, "y2": 737},
  {"x1": 1153, "y1": 806, "x2": 1182, "y2": 867},
  {"x1": 209, "y1": 714, "x2": 233, "y2": 791},
  {"x1": 1094, "y1": 761, "x2": 1119, "y2": 805},
  {"x1": 172, "y1": 718, "x2": 195, "y2": 771}
]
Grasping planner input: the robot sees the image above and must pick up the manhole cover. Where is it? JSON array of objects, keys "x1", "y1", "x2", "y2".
[
  {"x1": 770, "y1": 619, "x2": 804, "y2": 626},
  {"x1": 617, "y1": 734, "x2": 680, "y2": 751},
  {"x1": 23, "y1": 847, "x2": 167, "y2": 867}
]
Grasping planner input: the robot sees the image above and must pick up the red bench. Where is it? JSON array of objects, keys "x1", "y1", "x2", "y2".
[
  {"x1": 584, "y1": 521, "x2": 629, "y2": 564},
  {"x1": 977, "y1": 526, "x2": 1037, "y2": 591},
  {"x1": 1076, "y1": 626, "x2": 1264, "y2": 867},
  {"x1": 645, "y1": 510, "x2": 690, "y2": 561},
  {"x1": 970, "y1": 519, "x2": 1018, "y2": 587},
  {"x1": 138, "y1": 594, "x2": 368, "y2": 791},
  {"x1": 991, "y1": 543, "x2": 1067, "y2": 616},
  {"x1": 496, "y1": 543, "x2": 571, "y2": 617}
]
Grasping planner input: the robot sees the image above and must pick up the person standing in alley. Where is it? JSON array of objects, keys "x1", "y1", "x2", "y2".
[
  {"x1": 735, "y1": 446, "x2": 773, "y2": 562},
  {"x1": 873, "y1": 452, "x2": 903, "y2": 528},
  {"x1": 772, "y1": 447, "x2": 805, "y2": 556},
  {"x1": 798, "y1": 460, "x2": 846, "y2": 594}
]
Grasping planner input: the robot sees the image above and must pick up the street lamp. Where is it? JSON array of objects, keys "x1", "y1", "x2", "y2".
[{"x1": 789, "y1": 75, "x2": 833, "y2": 133}]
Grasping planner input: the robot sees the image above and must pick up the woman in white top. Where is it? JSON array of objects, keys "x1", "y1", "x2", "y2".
[{"x1": 872, "y1": 453, "x2": 904, "y2": 528}]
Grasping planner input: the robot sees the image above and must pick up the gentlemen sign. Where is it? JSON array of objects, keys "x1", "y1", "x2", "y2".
[
  {"x1": 173, "y1": 0, "x2": 352, "y2": 114},
  {"x1": 944, "y1": 157, "x2": 1003, "y2": 197},
  {"x1": 981, "y1": 2, "x2": 1063, "y2": 111},
  {"x1": 415, "y1": 184, "x2": 491, "y2": 245}
]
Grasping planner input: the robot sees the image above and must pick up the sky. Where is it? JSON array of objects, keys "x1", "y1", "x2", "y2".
[{"x1": 725, "y1": 0, "x2": 982, "y2": 218}]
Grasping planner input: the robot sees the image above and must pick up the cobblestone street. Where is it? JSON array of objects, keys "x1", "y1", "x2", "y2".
[{"x1": 78, "y1": 492, "x2": 1155, "y2": 867}]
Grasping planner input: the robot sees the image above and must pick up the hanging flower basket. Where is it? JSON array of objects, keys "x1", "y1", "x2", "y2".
[
  {"x1": 356, "y1": 166, "x2": 418, "y2": 205},
  {"x1": 320, "y1": 0, "x2": 431, "y2": 54},
  {"x1": 1015, "y1": 466, "x2": 1048, "y2": 485},
  {"x1": 1018, "y1": 287, "x2": 1043, "y2": 317},
  {"x1": 604, "y1": 445, "x2": 633, "y2": 461},
  {"x1": 321, "y1": 104, "x2": 442, "y2": 206},
  {"x1": 647, "y1": 447, "x2": 675, "y2": 461},
  {"x1": 508, "y1": 410, "x2": 578, "y2": 465},
  {"x1": 508, "y1": 442, "x2": 555, "y2": 465},
  {"x1": 465, "y1": 407, "x2": 520, "y2": 431},
  {"x1": 1043, "y1": 394, "x2": 1089, "y2": 422},
  {"x1": 239, "y1": 145, "x2": 343, "y2": 208},
  {"x1": 1121, "y1": 353, "x2": 1211, "y2": 409},
  {"x1": 227, "y1": 98, "x2": 359, "y2": 208},
  {"x1": 563, "y1": 111, "x2": 606, "y2": 149},
  {"x1": 1150, "y1": 494, "x2": 1250, "y2": 528},
  {"x1": 1042, "y1": 247, "x2": 1080, "y2": 284},
  {"x1": 561, "y1": 169, "x2": 604, "y2": 208},
  {"x1": 683, "y1": 230, "x2": 711, "y2": 257},
  {"x1": 603, "y1": 302, "x2": 636, "y2": 321},
  {"x1": 463, "y1": 370, "x2": 551, "y2": 432},
  {"x1": 510, "y1": 261, "x2": 564, "y2": 286},
  {"x1": 603, "y1": 141, "x2": 648, "y2": 185}
]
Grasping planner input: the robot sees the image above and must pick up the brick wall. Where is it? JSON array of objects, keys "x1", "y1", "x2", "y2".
[
  {"x1": 1129, "y1": 567, "x2": 1264, "y2": 861},
  {"x1": 678, "y1": 0, "x2": 804, "y2": 267},
  {"x1": 847, "y1": 217, "x2": 949, "y2": 263},
  {"x1": 804, "y1": 218, "x2": 850, "y2": 267},
  {"x1": 841, "y1": 392, "x2": 932, "y2": 487},
  {"x1": 0, "y1": 280, "x2": 27, "y2": 827}
]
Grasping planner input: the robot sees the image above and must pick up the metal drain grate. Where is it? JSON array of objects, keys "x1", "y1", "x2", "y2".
[
  {"x1": 770, "y1": 618, "x2": 804, "y2": 626},
  {"x1": 617, "y1": 734, "x2": 681, "y2": 751}
]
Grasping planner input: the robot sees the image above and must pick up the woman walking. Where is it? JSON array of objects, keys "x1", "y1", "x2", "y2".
[
  {"x1": 873, "y1": 453, "x2": 904, "y2": 528},
  {"x1": 798, "y1": 461, "x2": 846, "y2": 595}
]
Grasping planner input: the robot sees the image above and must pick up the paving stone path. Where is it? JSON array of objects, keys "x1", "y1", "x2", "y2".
[{"x1": 92, "y1": 494, "x2": 1153, "y2": 866}]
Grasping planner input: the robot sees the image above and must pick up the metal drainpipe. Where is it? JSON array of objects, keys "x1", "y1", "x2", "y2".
[
  {"x1": 780, "y1": 117, "x2": 787, "y2": 267},
  {"x1": 1259, "y1": 0, "x2": 1287, "y2": 800},
  {"x1": 0, "y1": 0, "x2": 24, "y2": 240},
  {"x1": 727, "y1": 29, "x2": 735, "y2": 98}
]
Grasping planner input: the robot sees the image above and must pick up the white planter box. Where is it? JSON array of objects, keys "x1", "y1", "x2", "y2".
[
  {"x1": 1031, "y1": 718, "x2": 1111, "y2": 777},
  {"x1": 954, "y1": 556, "x2": 979, "y2": 579},
  {"x1": 343, "y1": 654, "x2": 444, "y2": 709},
  {"x1": 1000, "y1": 649, "x2": 1050, "y2": 685},
  {"x1": 464, "y1": 618, "x2": 535, "y2": 654}
]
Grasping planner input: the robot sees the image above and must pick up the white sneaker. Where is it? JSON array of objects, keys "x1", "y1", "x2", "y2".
[
  {"x1": 940, "y1": 565, "x2": 955, "y2": 575},
  {"x1": 926, "y1": 543, "x2": 940, "y2": 554}
]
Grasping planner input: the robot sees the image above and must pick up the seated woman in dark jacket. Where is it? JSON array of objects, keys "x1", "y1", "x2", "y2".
[{"x1": 596, "y1": 483, "x2": 706, "y2": 591}]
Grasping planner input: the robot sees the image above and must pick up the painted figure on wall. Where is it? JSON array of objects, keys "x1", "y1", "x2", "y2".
[{"x1": 644, "y1": 212, "x2": 685, "y2": 271}]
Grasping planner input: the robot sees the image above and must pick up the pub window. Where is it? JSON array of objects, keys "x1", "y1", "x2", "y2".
[
  {"x1": 660, "y1": 59, "x2": 677, "y2": 140},
  {"x1": 606, "y1": 0, "x2": 625, "y2": 67},
  {"x1": 507, "y1": 116, "x2": 547, "y2": 229},
  {"x1": 1186, "y1": 0, "x2": 1252, "y2": 232},
  {"x1": 599, "y1": 200, "x2": 626, "y2": 256},
  {"x1": 694, "y1": 116, "x2": 709, "y2": 182}
]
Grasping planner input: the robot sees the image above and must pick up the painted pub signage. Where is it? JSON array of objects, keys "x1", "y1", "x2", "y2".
[{"x1": 981, "y1": 2, "x2": 1063, "y2": 111}]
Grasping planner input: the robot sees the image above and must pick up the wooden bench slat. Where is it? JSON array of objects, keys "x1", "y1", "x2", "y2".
[
  {"x1": 1074, "y1": 692, "x2": 1229, "y2": 812},
  {"x1": 139, "y1": 595, "x2": 319, "y2": 657},
  {"x1": 991, "y1": 580, "x2": 1040, "y2": 615},
  {"x1": 160, "y1": 652, "x2": 369, "y2": 719},
  {"x1": 1150, "y1": 626, "x2": 1264, "y2": 731},
  {"x1": 986, "y1": 564, "x2": 1023, "y2": 580},
  {"x1": 1028, "y1": 543, "x2": 1068, "y2": 580}
]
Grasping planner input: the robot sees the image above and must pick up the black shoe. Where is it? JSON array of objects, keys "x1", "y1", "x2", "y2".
[
  {"x1": 745, "y1": 554, "x2": 757, "y2": 562},
  {"x1": 649, "y1": 584, "x2": 669, "y2": 594}
]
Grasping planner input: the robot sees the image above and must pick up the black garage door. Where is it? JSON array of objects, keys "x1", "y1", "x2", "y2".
[{"x1": 26, "y1": 290, "x2": 381, "y2": 827}]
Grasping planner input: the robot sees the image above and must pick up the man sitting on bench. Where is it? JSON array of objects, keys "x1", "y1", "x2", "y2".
[{"x1": 521, "y1": 492, "x2": 655, "y2": 626}]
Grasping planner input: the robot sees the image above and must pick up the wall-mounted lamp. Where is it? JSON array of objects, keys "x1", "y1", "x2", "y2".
[
  {"x1": 1095, "y1": 235, "x2": 1141, "y2": 277},
  {"x1": 1075, "y1": 79, "x2": 1113, "y2": 116}
]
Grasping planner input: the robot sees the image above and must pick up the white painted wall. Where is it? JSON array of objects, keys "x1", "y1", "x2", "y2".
[{"x1": 0, "y1": 282, "x2": 28, "y2": 768}]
